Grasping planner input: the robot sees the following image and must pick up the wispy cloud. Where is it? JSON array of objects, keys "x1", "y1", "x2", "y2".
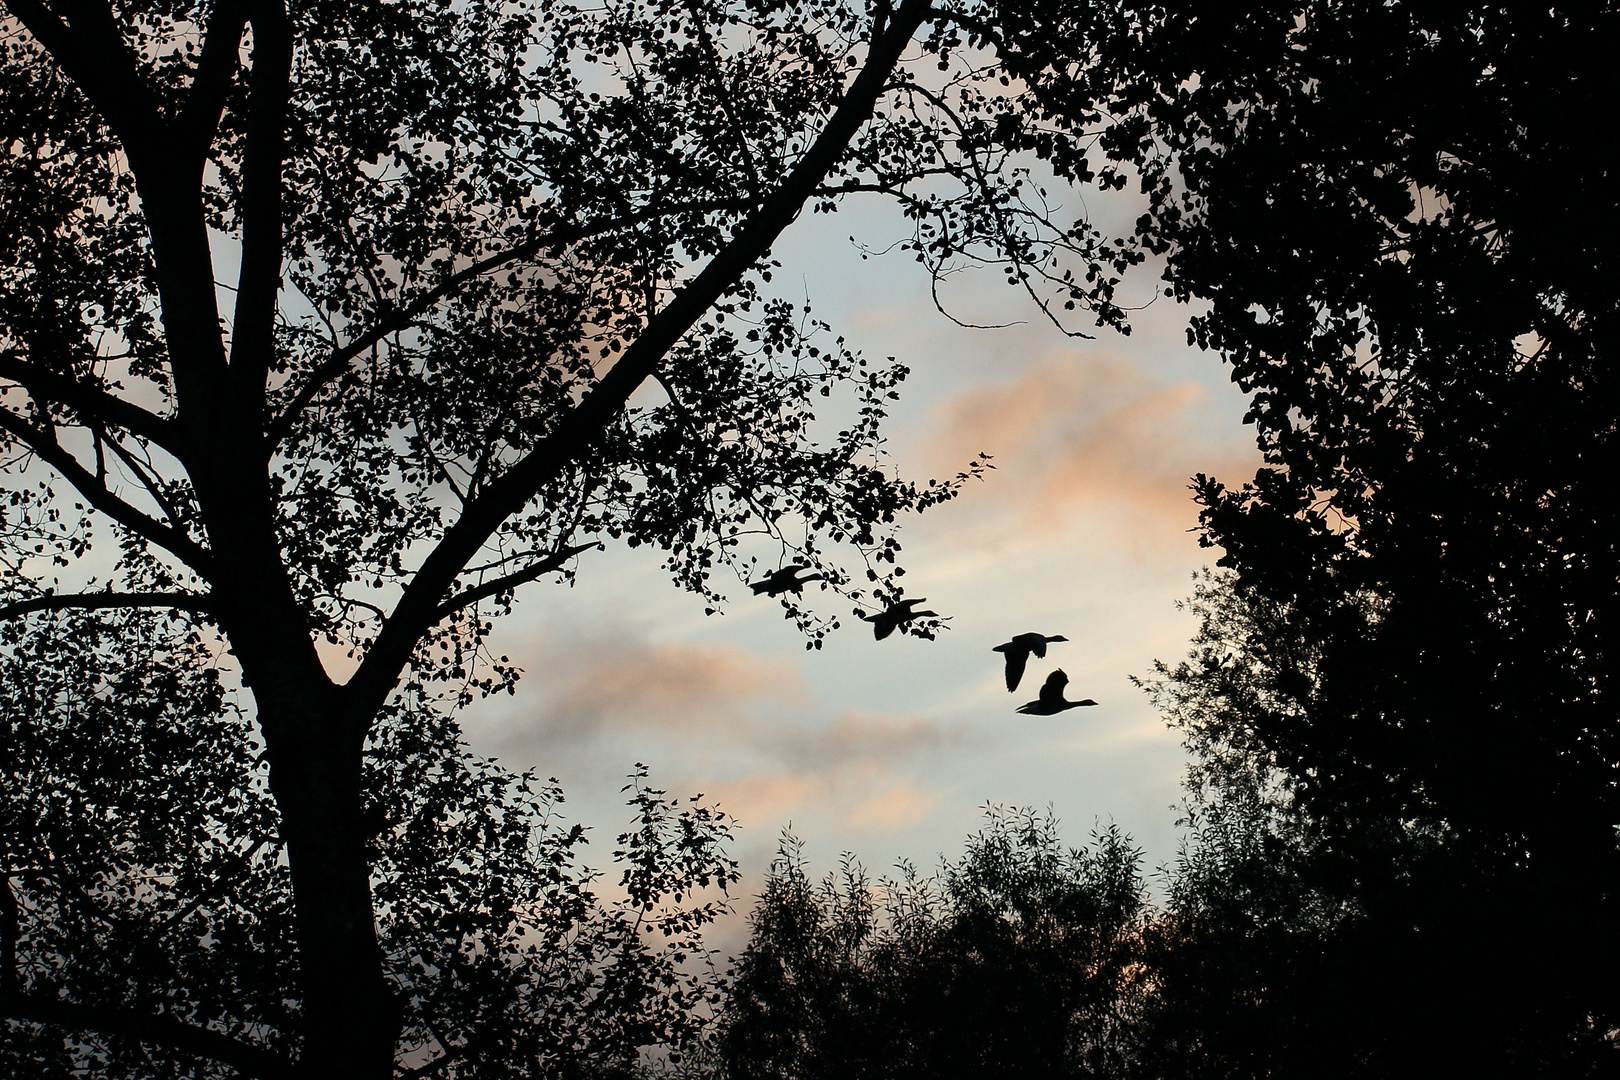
[
  {"x1": 700, "y1": 709, "x2": 960, "y2": 835},
  {"x1": 845, "y1": 782, "x2": 938, "y2": 830},
  {"x1": 921, "y1": 351, "x2": 1257, "y2": 547},
  {"x1": 770, "y1": 709, "x2": 956, "y2": 772},
  {"x1": 486, "y1": 637, "x2": 802, "y2": 749},
  {"x1": 475, "y1": 634, "x2": 958, "y2": 832},
  {"x1": 704, "y1": 765, "x2": 942, "y2": 836}
]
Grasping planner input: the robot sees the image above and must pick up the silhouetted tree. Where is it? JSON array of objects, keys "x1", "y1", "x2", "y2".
[
  {"x1": 719, "y1": 810, "x2": 1149, "y2": 1080},
  {"x1": 0, "y1": 1, "x2": 1139, "y2": 1073},
  {"x1": 1, "y1": 607, "x2": 737, "y2": 1079},
  {"x1": 977, "y1": 1, "x2": 1620, "y2": 1072},
  {"x1": 1134, "y1": 573, "x2": 1403, "y2": 1079},
  {"x1": 1138, "y1": 569, "x2": 1620, "y2": 1076}
]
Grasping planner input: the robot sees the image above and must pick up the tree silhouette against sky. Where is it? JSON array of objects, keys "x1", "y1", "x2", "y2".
[{"x1": 0, "y1": 1, "x2": 1137, "y2": 1074}]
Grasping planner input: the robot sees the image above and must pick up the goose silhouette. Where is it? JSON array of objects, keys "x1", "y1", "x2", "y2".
[
  {"x1": 1016, "y1": 669, "x2": 1096, "y2": 715},
  {"x1": 993, "y1": 632, "x2": 1069, "y2": 692},
  {"x1": 749, "y1": 563, "x2": 824, "y2": 597},
  {"x1": 864, "y1": 597, "x2": 937, "y2": 641}
]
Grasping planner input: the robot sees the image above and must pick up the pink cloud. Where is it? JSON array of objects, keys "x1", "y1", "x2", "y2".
[
  {"x1": 771, "y1": 709, "x2": 956, "y2": 771},
  {"x1": 705, "y1": 773, "x2": 823, "y2": 828},
  {"x1": 845, "y1": 783, "x2": 937, "y2": 831},
  {"x1": 923, "y1": 352, "x2": 1258, "y2": 541},
  {"x1": 694, "y1": 711, "x2": 958, "y2": 832},
  {"x1": 537, "y1": 639, "x2": 803, "y2": 742}
]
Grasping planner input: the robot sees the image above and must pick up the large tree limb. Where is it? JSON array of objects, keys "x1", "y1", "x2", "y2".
[
  {"x1": 0, "y1": 354, "x2": 181, "y2": 454},
  {"x1": 0, "y1": 991, "x2": 291, "y2": 1080},
  {"x1": 177, "y1": 0, "x2": 249, "y2": 165},
  {"x1": 4, "y1": 0, "x2": 167, "y2": 169},
  {"x1": 263, "y1": 197, "x2": 759, "y2": 452},
  {"x1": 341, "y1": 0, "x2": 937, "y2": 723},
  {"x1": 229, "y1": 0, "x2": 292, "y2": 402},
  {"x1": 0, "y1": 591, "x2": 215, "y2": 623},
  {"x1": 8, "y1": 0, "x2": 233, "y2": 428},
  {"x1": 0, "y1": 410, "x2": 211, "y2": 571}
]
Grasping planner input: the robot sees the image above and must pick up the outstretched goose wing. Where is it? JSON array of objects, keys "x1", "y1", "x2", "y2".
[{"x1": 1004, "y1": 648, "x2": 1029, "y2": 692}]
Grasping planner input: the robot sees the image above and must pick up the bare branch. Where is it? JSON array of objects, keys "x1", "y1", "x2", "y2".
[
  {"x1": 101, "y1": 434, "x2": 188, "y2": 528},
  {"x1": 0, "y1": 354, "x2": 181, "y2": 454},
  {"x1": 431, "y1": 542, "x2": 599, "y2": 624}
]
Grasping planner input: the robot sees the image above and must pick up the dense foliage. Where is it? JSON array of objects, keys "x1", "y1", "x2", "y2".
[
  {"x1": 719, "y1": 812, "x2": 1148, "y2": 1079},
  {"x1": 0, "y1": 1, "x2": 1138, "y2": 1071},
  {"x1": 1, "y1": 609, "x2": 737, "y2": 1079},
  {"x1": 999, "y1": 0, "x2": 1620, "y2": 1071},
  {"x1": 717, "y1": 3, "x2": 1620, "y2": 1075},
  {"x1": 6, "y1": 0, "x2": 1617, "y2": 1074}
]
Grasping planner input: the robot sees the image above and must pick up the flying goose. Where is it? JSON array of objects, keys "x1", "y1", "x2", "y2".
[
  {"x1": 864, "y1": 597, "x2": 938, "y2": 641},
  {"x1": 1016, "y1": 669, "x2": 1097, "y2": 715},
  {"x1": 993, "y1": 632, "x2": 1069, "y2": 692},
  {"x1": 750, "y1": 563, "x2": 825, "y2": 597}
]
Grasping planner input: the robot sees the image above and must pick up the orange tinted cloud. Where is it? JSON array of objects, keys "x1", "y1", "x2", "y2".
[
  {"x1": 707, "y1": 772, "x2": 824, "y2": 827},
  {"x1": 705, "y1": 767, "x2": 941, "y2": 836},
  {"x1": 846, "y1": 782, "x2": 937, "y2": 830},
  {"x1": 540, "y1": 639, "x2": 803, "y2": 741},
  {"x1": 771, "y1": 709, "x2": 957, "y2": 771},
  {"x1": 695, "y1": 711, "x2": 957, "y2": 831},
  {"x1": 925, "y1": 352, "x2": 1257, "y2": 540}
]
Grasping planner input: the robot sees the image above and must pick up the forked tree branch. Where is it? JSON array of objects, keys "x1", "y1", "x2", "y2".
[
  {"x1": 10, "y1": 0, "x2": 237, "y2": 429},
  {"x1": 0, "y1": 355, "x2": 181, "y2": 454},
  {"x1": 177, "y1": 0, "x2": 249, "y2": 164},
  {"x1": 0, "y1": 410, "x2": 211, "y2": 570}
]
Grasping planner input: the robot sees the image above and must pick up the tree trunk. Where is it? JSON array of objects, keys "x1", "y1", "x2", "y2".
[{"x1": 260, "y1": 690, "x2": 398, "y2": 1080}]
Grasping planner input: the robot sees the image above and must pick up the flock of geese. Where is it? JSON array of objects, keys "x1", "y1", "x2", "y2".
[{"x1": 751, "y1": 565, "x2": 1097, "y2": 715}]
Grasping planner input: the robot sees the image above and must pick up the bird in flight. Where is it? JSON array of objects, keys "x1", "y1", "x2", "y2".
[
  {"x1": 863, "y1": 597, "x2": 938, "y2": 640},
  {"x1": 992, "y1": 632, "x2": 1069, "y2": 692},
  {"x1": 1016, "y1": 669, "x2": 1097, "y2": 715},
  {"x1": 749, "y1": 563, "x2": 825, "y2": 597}
]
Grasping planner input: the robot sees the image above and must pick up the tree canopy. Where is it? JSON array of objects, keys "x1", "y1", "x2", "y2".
[
  {"x1": 719, "y1": 811, "x2": 1147, "y2": 1080},
  {"x1": 1001, "y1": 0, "x2": 1620, "y2": 1071},
  {"x1": 2, "y1": 607, "x2": 741, "y2": 1079}
]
